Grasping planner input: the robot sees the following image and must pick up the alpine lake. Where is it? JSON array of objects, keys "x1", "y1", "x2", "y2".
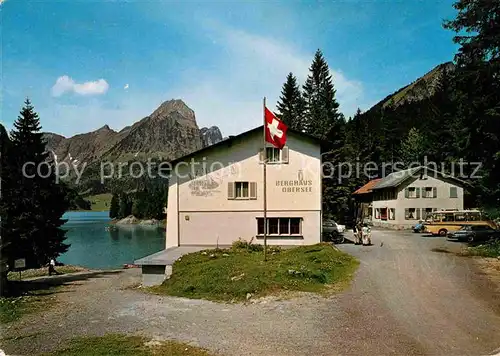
[{"x1": 58, "y1": 211, "x2": 165, "y2": 269}]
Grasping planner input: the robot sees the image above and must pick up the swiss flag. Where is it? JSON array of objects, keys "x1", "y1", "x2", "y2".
[{"x1": 265, "y1": 107, "x2": 288, "y2": 149}]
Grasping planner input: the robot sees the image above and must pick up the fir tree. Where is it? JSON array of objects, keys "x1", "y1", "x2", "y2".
[
  {"x1": 400, "y1": 127, "x2": 427, "y2": 166},
  {"x1": 302, "y1": 49, "x2": 342, "y2": 142},
  {"x1": 276, "y1": 72, "x2": 306, "y2": 131},
  {"x1": 132, "y1": 189, "x2": 148, "y2": 219},
  {"x1": 118, "y1": 192, "x2": 132, "y2": 218},
  {"x1": 109, "y1": 193, "x2": 120, "y2": 219},
  {"x1": 0, "y1": 124, "x2": 14, "y2": 294},
  {"x1": 443, "y1": 0, "x2": 500, "y2": 209},
  {"x1": 7, "y1": 99, "x2": 70, "y2": 268}
]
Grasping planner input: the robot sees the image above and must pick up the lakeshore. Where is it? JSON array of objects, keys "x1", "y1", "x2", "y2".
[{"x1": 57, "y1": 211, "x2": 165, "y2": 269}]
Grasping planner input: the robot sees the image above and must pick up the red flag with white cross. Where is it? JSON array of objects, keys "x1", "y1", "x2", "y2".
[{"x1": 264, "y1": 107, "x2": 288, "y2": 149}]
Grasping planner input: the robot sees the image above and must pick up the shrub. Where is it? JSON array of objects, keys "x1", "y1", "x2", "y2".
[
  {"x1": 231, "y1": 238, "x2": 264, "y2": 252},
  {"x1": 466, "y1": 239, "x2": 500, "y2": 257}
]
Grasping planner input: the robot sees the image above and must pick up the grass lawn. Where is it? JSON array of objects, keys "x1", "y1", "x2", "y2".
[
  {"x1": 84, "y1": 193, "x2": 112, "y2": 211},
  {"x1": 0, "y1": 285, "x2": 61, "y2": 323},
  {"x1": 47, "y1": 334, "x2": 214, "y2": 356},
  {"x1": 149, "y1": 242, "x2": 359, "y2": 302},
  {"x1": 7, "y1": 265, "x2": 88, "y2": 281}
]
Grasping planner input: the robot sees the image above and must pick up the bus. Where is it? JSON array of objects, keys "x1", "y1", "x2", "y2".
[{"x1": 424, "y1": 209, "x2": 498, "y2": 236}]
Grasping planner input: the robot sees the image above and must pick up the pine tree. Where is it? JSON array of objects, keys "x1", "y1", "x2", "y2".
[
  {"x1": 109, "y1": 193, "x2": 120, "y2": 219},
  {"x1": 118, "y1": 193, "x2": 132, "y2": 218},
  {"x1": 443, "y1": 0, "x2": 500, "y2": 209},
  {"x1": 276, "y1": 72, "x2": 306, "y2": 131},
  {"x1": 132, "y1": 190, "x2": 148, "y2": 219},
  {"x1": 400, "y1": 127, "x2": 427, "y2": 166},
  {"x1": 302, "y1": 49, "x2": 342, "y2": 142},
  {"x1": 0, "y1": 124, "x2": 14, "y2": 294},
  {"x1": 8, "y1": 99, "x2": 70, "y2": 268}
]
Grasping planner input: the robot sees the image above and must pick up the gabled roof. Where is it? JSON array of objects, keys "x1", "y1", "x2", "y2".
[
  {"x1": 169, "y1": 125, "x2": 322, "y2": 165},
  {"x1": 352, "y1": 178, "x2": 382, "y2": 195},
  {"x1": 372, "y1": 166, "x2": 468, "y2": 190}
]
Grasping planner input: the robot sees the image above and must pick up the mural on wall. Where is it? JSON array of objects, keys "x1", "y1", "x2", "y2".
[
  {"x1": 188, "y1": 162, "x2": 239, "y2": 197},
  {"x1": 189, "y1": 175, "x2": 221, "y2": 197}
]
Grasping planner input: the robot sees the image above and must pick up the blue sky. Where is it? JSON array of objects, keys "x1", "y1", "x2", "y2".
[{"x1": 1, "y1": 0, "x2": 459, "y2": 138}]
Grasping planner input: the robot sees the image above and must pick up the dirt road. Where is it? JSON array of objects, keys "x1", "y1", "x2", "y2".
[{"x1": 2, "y1": 229, "x2": 500, "y2": 355}]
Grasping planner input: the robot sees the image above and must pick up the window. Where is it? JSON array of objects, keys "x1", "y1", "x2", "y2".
[
  {"x1": 405, "y1": 187, "x2": 420, "y2": 198},
  {"x1": 466, "y1": 212, "x2": 481, "y2": 221},
  {"x1": 450, "y1": 186, "x2": 458, "y2": 198},
  {"x1": 443, "y1": 213, "x2": 455, "y2": 222},
  {"x1": 405, "y1": 208, "x2": 421, "y2": 220},
  {"x1": 381, "y1": 208, "x2": 387, "y2": 220},
  {"x1": 228, "y1": 182, "x2": 257, "y2": 200},
  {"x1": 424, "y1": 187, "x2": 433, "y2": 198},
  {"x1": 235, "y1": 182, "x2": 249, "y2": 198},
  {"x1": 375, "y1": 208, "x2": 380, "y2": 219},
  {"x1": 389, "y1": 208, "x2": 395, "y2": 220},
  {"x1": 266, "y1": 147, "x2": 280, "y2": 163},
  {"x1": 260, "y1": 146, "x2": 289, "y2": 164},
  {"x1": 268, "y1": 218, "x2": 279, "y2": 234},
  {"x1": 424, "y1": 208, "x2": 434, "y2": 219},
  {"x1": 471, "y1": 225, "x2": 491, "y2": 231},
  {"x1": 257, "y1": 218, "x2": 301, "y2": 236}
]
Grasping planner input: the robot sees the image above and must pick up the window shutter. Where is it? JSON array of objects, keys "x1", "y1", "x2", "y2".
[
  {"x1": 433, "y1": 187, "x2": 437, "y2": 198},
  {"x1": 227, "y1": 182, "x2": 235, "y2": 199},
  {"x1": 259, "y1": 148, "x2": 265, "y2": 162},
  {"x1": 416, "y1": 209, "x2": 421, "y2": 220},
  {"x1": 405, "y1": 188, "x2": 409, "y2": 198},
  {"x1": 415, "y1": 188, "x2": 420, "y2": 198},
  {"x1": 249, "y1": 182, "x2": 257, "y2": 199},
  {"x1": 281, "y1": 146, "x2": 289, "y2": 163},
  {"x1": 405, "y1": 208, "x2": 409, "y2": 219}
]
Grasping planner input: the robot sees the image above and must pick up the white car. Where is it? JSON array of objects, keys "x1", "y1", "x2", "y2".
[
  {"x1": 323, "y1": 220, "x2": 345, "y2": 233},
  {"x1": 333, "y1": 221, "x2": 346, "y2": 233}
]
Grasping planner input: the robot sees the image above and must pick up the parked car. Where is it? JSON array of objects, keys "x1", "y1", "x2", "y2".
[
  {"x1": 412, "y1": 220, "x2": 426, "y2": 233},
  {"x1": 447, "y1": 224, "x2": 500, "y2": 243},
  {"x1": 323, "y1": 220, "x2": 345, "y2": 243}
]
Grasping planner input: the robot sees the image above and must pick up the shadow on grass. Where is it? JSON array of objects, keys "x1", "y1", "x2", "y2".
[{"x1": 5, "y1": 270, "x2": 123, "y2": 297}]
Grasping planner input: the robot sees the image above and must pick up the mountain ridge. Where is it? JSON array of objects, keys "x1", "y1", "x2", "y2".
[
  {"x1": 42, "y1": 99, "x2": 223, "y2": 194},
  {"x1": 370, "y1": 61, "x2": 455, "y2": 111},
  {"x1": 43, "y1": 99, "x2": 223, "y2": 165}
]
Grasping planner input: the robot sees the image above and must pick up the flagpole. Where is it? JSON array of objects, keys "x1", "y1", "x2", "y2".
[{"x1": 263, "y1": 97, "x2": 267, "y2": 262}]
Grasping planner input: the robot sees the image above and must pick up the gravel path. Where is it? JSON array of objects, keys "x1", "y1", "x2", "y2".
[{"x1": 2, "y1": 229, "x2": 500, "y2": 355}]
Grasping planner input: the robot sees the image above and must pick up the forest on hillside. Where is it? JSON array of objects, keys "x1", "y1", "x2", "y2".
[{"x1": 274, "y1": 0, "x2": 500, "y2": 223}]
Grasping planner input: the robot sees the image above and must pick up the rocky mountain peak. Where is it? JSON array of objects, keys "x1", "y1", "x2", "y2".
[
  {"x1": 200, "y1": 126, "x2": 223, "y2": 147},
  {"x1": 150, "y1": 99, "x2": 196, "y2": 126},
  {"x1": 98, "y1": 124, "x2": 112, "y2": 132}
]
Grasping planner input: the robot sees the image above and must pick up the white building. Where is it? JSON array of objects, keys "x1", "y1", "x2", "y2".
[
  {"x1": 369, "y1": 166, "x2": 466, "y2": 229},
  {"x1": 135, "y1": 125, "x2": 323, "y2": 285}
]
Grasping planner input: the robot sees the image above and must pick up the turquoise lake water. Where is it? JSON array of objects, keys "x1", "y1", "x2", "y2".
[{"x1": 58, "y1": 211, "x2": 165, "y2": 269}]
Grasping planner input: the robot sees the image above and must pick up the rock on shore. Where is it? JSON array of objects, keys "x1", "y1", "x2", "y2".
[{"x1": 113, "y1": 215, "x2": 164, "y2": 225}]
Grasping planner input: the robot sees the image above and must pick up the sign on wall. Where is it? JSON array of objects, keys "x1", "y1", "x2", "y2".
[
  {"x1": 14, "y1": 258, "x2": 25, "y2": 269},
  {"x1": 276, "y1": 170, "x2": 313, "y2": 193}
]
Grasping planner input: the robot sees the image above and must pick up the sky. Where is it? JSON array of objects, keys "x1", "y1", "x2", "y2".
[{"x1": 1, "y1": 0, "x2": 459, "y2": 138}]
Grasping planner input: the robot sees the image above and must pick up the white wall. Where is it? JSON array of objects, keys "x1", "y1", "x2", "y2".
[
  {"x1": 372, "y1": 174, "x2": 464, "y2": 229},
  {"x1": 165, "y1": 129, "x2": 322, "y2": 246}
]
